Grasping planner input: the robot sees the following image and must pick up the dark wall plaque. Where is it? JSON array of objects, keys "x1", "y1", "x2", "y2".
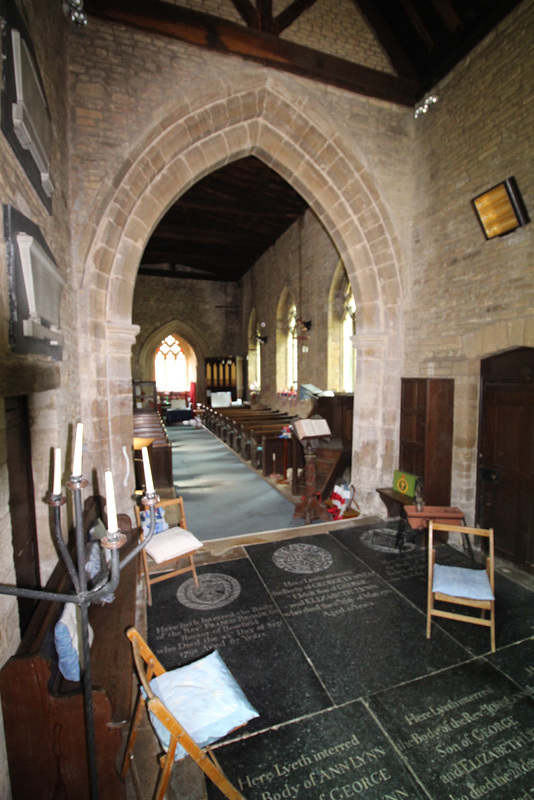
[{"x1": 1, "y1": 0, "x2": 53, "y2": 211}]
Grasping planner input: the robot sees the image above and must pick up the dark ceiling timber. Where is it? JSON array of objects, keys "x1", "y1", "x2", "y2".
[
  {"x1": 85, "y1": 0, "x2": 524, "y2": 105},
  {"x1": 139, "y1": 156, "x2": 308, "y2": 282},
  {"x1": 84, "y1": 0, "x2": 419, "y2": 106},
  {"x1": 355, "y1": 0, "x2": 525, "y2": 95}
]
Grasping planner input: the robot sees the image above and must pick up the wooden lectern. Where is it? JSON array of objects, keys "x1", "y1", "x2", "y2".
[{"x1": 293, "y1": 418, "x2": 332, "y2": 524}]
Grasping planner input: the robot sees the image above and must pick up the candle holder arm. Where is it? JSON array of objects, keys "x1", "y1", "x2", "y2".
[{"x1": 118, "y1": 493, "x2": 158, "y2": 571}]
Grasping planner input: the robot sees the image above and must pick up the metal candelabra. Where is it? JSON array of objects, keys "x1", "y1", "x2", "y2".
[{"x1": 0, "y1": 473, "x2": 159, "y2": 800}]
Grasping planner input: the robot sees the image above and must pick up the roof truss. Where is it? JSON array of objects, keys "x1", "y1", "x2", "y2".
[{"x1": 84, "y1": 0, "x2": 419, "y2": 106}]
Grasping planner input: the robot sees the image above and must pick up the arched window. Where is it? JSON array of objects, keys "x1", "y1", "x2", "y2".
[
  {"x1": 247, "y1": 309, "x2": 262, "y2": 393},
  {"x1": 286, "y1": 303, "x2": 298, "y2": 391},
  {"x1": 276, "y1": 290, "x2": 298, "y2": 393},
  {"x1": 155, "y1": 334, "x2": 189, "y2": 392},
  {"x1": 327, "y1": 261, "x2": 356, "y2": 392},
  {"x1": 342, "y1": 289, "x2": 356, "y2": 392}
]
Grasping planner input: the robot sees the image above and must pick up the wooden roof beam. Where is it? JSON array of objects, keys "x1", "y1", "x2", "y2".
[{"x1": 84, "y1": 0, "x2": 419, "y2": 106}]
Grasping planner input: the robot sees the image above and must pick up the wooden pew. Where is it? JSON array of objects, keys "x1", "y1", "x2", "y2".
[
  {"x1": 207, "y1": 407, "x2": 283, "y2": 444},
  {"x1": 229, "y1": 414, "x2": 291, "y2": 451},
  {"x1": 217, "y1": 409, "x2": 279, "y2": 442},
  {"x1": 202, "y1": 406, "x2": 295, "y2": 470},
  {"x1": 0, "y1": 497, "x2": 138, "y2": 800},
  {"x1": 262, "y1": 434, "x2": 293, "y2": 478},
  {"x1": 133, "y1": 409, "x2": 173, "y2": 489},
  {"x1": 241, "y1": 420, "x2": 294, "y2": 463}
]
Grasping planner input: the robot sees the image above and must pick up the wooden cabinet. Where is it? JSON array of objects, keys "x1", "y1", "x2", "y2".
[
  {"x1": 399, "y1": 378, "x2": 454, "y2": 506},
  {"x1": 205, "y1": 357, "x2": 238, "y2": 400}
]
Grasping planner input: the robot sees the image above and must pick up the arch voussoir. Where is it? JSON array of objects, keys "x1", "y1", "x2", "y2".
[{"x1": 81, "y1": 76, "x2": 404, "y2": 518}]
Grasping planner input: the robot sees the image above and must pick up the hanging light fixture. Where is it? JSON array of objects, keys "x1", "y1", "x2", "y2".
[
  {"x1": 64, "y1": 0, "x2": 88, "y2": 26},
  {"x1": 414, "y1": 94, "x2": 438, "y2": 119}
]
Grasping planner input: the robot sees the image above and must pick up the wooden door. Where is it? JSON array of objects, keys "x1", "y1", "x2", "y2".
[
  {"x1": 477, "y1": 349, "x2": 534, "y2": 570},
  {"x1": 5, "y1": 396, "x2": 40, "y2": 633}
]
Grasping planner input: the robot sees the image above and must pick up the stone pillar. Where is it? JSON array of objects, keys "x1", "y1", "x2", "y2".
[
  {"x1": 351, "y1": 331, "x2": 402, "y2": 516},
  {"x1": 103, "y1": 322, "x2": 140, "y2": 520}
]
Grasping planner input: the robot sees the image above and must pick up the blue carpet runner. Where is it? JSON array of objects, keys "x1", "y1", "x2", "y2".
[{"x1": 167, "y1": 424, "x2": 307, "y2": 540}]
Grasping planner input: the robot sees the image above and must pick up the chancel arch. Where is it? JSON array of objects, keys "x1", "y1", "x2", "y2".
[{"x1": 80, "y1": 76, "x2": 404, "y2": 514}]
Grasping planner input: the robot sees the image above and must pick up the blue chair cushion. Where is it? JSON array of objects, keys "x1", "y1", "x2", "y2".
[
  {"x1": 140, "y1": 507, "x2": 168, "y2": 535},
  {"x1": 433, "y1": 564, "x2": 494, "y2": 601},
  {"x1": 146, "y1": 650, "x2": 258, "y2": 760}
]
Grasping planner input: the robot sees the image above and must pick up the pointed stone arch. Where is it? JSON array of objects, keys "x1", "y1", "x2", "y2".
[{"x1": 81, "y1": 76, "x2": 404, "y2": 514}]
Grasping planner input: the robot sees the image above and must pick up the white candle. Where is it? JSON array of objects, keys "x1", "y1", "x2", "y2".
[
  {"x1": 142, "y1": 447, "x2": 155, "y2": 494},
  {"x1": 72, "y1": 423, "x2": 83, "y2": 477},
  {"x1": 53, "y1": 448, "x2": 62, "y2": 495},
  {"x1": 105, "y1": 470, "x2": 118, "y2": 532}
]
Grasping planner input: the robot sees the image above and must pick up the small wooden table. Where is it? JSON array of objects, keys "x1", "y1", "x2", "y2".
[
  {"x1": 397, "y1": 505, "x2": 472, "y2": 556},
  {"x1": 376, "y1": 487, "x2": 413, "y2": 518}
]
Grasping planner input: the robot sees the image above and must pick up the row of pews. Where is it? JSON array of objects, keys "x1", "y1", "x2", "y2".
[
  {"x1": 200, "y1": 405, "x2": 299, "y2": 477},
  {"x1": 199, "y1": 397, "x2": 353, "y2": 502}
]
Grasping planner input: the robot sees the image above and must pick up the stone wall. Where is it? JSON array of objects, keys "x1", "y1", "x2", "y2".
[
  {"x1": 406, "y1": 4, "x2": 534, "y2": 515},
  {"x1": 241, "y1": 209, "x2": 341, "y2": 413},
  {"x1": 132, "y1": 275, "x2": 243, "y2": 399},
  {"x1": 70, "y1": 7, "x2": 411, "y2": 515},
  {"x1": 77, "y1": 3, "x2": 533, "y2": 523},
  {"x1": 0, "y1": 1, "x2": 76, "y2": 795}
]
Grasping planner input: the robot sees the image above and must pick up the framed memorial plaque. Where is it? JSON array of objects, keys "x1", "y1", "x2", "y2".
[
  {"x1": 1, "y1": 0, "x2": 54, "y2": 211},
  {"x1": 4, "y1": 205, "x2": 64, "y2": 359}
]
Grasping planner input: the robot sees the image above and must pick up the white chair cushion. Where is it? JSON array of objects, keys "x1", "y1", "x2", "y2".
[
  {"x1": 433, "y1": 564, "x2": 494, "y2": 601},
  {"x1": 147, "y1": 650, "x2": 259, "y2": 760},
  {"x1": 145, "y1": 526, "x2": 203, "y2": 564}
]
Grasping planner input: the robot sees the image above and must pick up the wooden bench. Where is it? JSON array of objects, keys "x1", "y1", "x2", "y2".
[
  {"x1": 0, "y1": 497, "x2": 139, "y2": 800},
  {"x1": 243, "y1": 421, "x2": 294, "y2": 463},
  {"x1": 219, "y1": 410, "x2": 281, "y2": 443},
  {"x1": 133, "y1": 409, "x2": 173, "y2": 488},
  {"x1": 262, "y1": 434, "x2": 293, "y2": 478}
]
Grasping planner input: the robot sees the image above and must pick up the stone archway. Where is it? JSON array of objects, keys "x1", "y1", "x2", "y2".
[{"x1": 81, "y1": 77, "x2": 404, "y2": 514}]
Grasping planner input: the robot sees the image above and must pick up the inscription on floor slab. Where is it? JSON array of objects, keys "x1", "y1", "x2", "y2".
[
  {"x1": 247, "y1": 534, "x2": 468, "y2": 701},
  {"x1": 207, "y1": 702, "x2": 425, "y2": 800},
  {"x1": 147, "y1": 558, "x2": 331, "y2": 730},
  {"x1": 368, "y1": 659, "x2": 534, "y2": 800}
]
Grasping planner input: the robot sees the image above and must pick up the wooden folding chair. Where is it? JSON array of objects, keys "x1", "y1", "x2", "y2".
[
  {"x1": 427, "y1": 521, "x2": 496, "y2": 651},
  {"x1": 121, "y1": 627, "x2": 258, "y2": 800},
  {"x1": 134, "y1": 496, "x2": 202, "y2": 605}
]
